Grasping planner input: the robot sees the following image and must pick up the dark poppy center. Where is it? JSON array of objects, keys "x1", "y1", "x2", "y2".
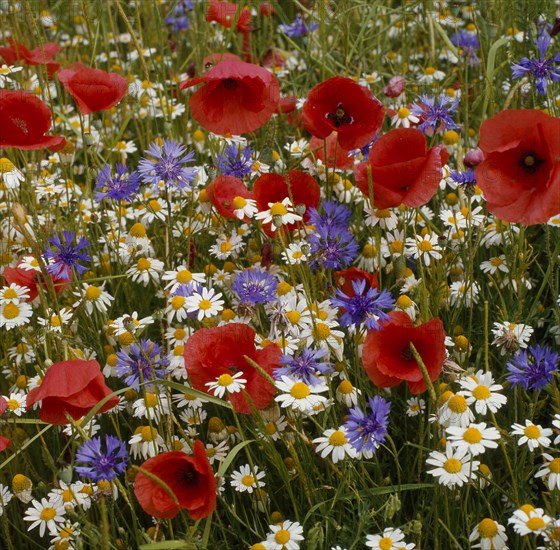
[
  {"x1": 222, "y1": 78, "x2": 238, "y2": 91},
  {"x1": 401, "y1": 347, "x2": 413, "y2": 361},
  {"x1": 519, "y1": 150, "x2": 544, "y2": 174},
  {"x1": 326, "y1": 103, "x2": 353, "y2": 128},
  {"x1": 181, "y1": 465, "x2": 197, "y2": 483}
]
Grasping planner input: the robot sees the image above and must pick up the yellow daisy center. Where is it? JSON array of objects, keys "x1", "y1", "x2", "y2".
[
  {"x1": 40, "y1": 507, "x2": 57, "y2": 521},
  {"x1": 7, "y1": 399, "x2": 19, "y2": 411},
  {"x1": 62, "y1": 488, "x2": 74, "y2": 503},
  {"x1": 338, "y1": 380, "x2": 353, "y2": 394},
  {"x1": 477, "y1": 518, "x2": 498, "y2": 538},
  {"x1": 286, "y1": 311, "x2": 301, "y2": 325},
  {"x1": 463, "y1": 427, "x2": 482, "y2": 444},
  {"x1": 443, "y1": 458, "x2": 462, "y2": 473},
  {"x1": 137, "y1": 258, "x2": 151, "y2": 271},
  {"x1": 129, "y1": 223, "x2": 147, "y2": 237},
  {"x1": 3, "y1": 288, "x2": 18, "y2": 300},
  {"x1": 171, "y1": 296, "x2": 185, "y2": 310},
  {"x1": 472, "y1": 385, "x2": 490, "y2": 400},
  {"x1": 241, "y1": 475, "x2": 255, "y2": 486},
  {"x1": 526, "y1": 517, "x2": 545, "y2": 531},
  {"x1": 218, "y1": 373, "x2": 234, "y2": 387},
  {"x1": 275, "y1": 530, "x2": 291, "y2": 544},
  {"x1": 379, "y1": 538, "x2": 394, "y2": 550},
  {"x1": 396, "y1": 295, "x2": 412, "y2": 308},
  {"x1": 524, "y1": 425, "x2": 541, "y2": 439},
  {"x1": 176, "y1": 269, "x2": 192, "y2": 283},
  {"x1": 199, "y1": 299, "x2": 212, "y2": 310},
  {"x1": 397, "y1": 107, "x2": 410, "y2": 119},
  {"x1": 3, "y1": 303, "x2": 20, "y2": 319},
  {"x1": 447, "y1": 395, "x2": 467, "y2": 414},
  {"x1": 140, "y1": 426, "x2": 158, "y2": 442},
  {"x1": 265, "y1": 422, "x2": 278, "y2": 435},
  {"x1": 270, "y1": 202, "x2": 288, "y2": 216},
  {"x1": 85, "y1": 285, "x2": 101, "y2": 300},
  {"x1": 418, "y1": 240, "x2": 433, "y2": 252},
  {"x1": 233, "y1": 196, "x2": 247, "y2": 209},
  {"x1": 290, "y1": 382, "x2": 310, "y2": 399},
  {"x1": 549, "y1": 458, "x2": 560, "y2": 474},
  {"x1": 313, "y1": 323, "x2": 331, "y2": 340},
  {"x1": 328, "y1": 431, "x2": 348, "y2": 446},
  {"x1": 148, "y1": 199, "x2": 161, "y2": 212},
  {"x1": 144, "y1": 393, "x2": 158, "y2": 408}
]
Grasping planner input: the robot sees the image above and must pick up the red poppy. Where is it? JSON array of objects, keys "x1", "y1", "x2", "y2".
[
  {"x1": 3, "y1": 257, "x2": 69, "y2": 301},
  {"x1": 57, "y1": 63, "x2": 128, "y2": 114},
  {"x1": 302, "y1": 76, "x2": 385, "y2": 150},
  {"x1": 309, "y1": 134, "x2": 354, "y2": 170},
  {"x1": 184, "y1": 323, "x2": 281, "y2": 414},
  {"x1": 0, "y1": 90, "x2": 65, "y2": 150},
  {"x1": 0, "y1": 436, "x2": 10, "y2": 453},
  {"x1": 26, "y1": 359, "x2": 118, "y2": 425},
  {"x1": 476, "y1": 109, "x2": 560, "y2": 225},
  {"x1": 334, "y1": 267, "x2": 378, "y2": 298},
  {"x1": 0, "y1": 396, "x2": 7, "y2": 415},
  {"x1": 206, "y1": 0, "x2": 252, "y2": 32},
  {"x1": 362, "y1": 311, "x2": 446, "y2": 394},
  {"x1": 278, "y1": 95, "x2": 298, "y2": 114},
  {"x1": 253, "y1": 170, "x2": 320, "y2": 234},
  {"x1": 0, "y1": 38, "x2": 60, "y2": 78},
  {"x1": 354, "y1": 128, "x2": 449, "y2": 209},
  {"x1": 206, "y1": 175, "x2": 252, "y2": 220},
  {"x1": 202, "y1": 52, "x2": 242, "y2": 69},
  {"x1": 134, "y1": 441, "x2": 216, "y2": 520},
  {"x1": 180, "y1": 60, "x2": 280, "y2": 136},
  {"x1": 259, "y1": 2, "x2": 275, "y2": 16}
]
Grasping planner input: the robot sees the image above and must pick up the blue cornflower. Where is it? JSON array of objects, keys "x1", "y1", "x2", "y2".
[
  {"x1": 115, "y1": 339, "x2": 167, "y2": 390},
  {"x1": 165, "y1": 0, "x2": 193, "y2": 31},
  {"x1": 344, "y1": 395, "x2": 391, "y2": 455},
  {"x1": 308, "y1": 225, "x2": 359, "y2": 270},
  {"x1": 94, "y1": 163, "x2": 140, "y2": 202},
  {"x1": 449, "y1": 168, "x2": 476, "y2": 187},
  {"x1": 511, "y1": 32, "x2": 560, "y2": 95},
  {"x1": 506, "y1": 345, "x2": 559, "y2": 390},
  {"x1": 44, "y1": 230, "x2": 90, "y2": 281},
  {"x1": 138, "y1": 139, "x2": 198, "y2": 191},
  {"x1": 411, "y1": 94, "x2": 460, "y2": 134},
  {"x1": 75, "y1": 435, "x2": 128, "y2": 482},
  {"x1": 215, "y1": 143, "x2": 254, "y2": 178},
  {"x1": 331, "y1": 279, "x2": 395, "y2": 330},
  {"x1": 308, "y1": 200, "x2": 352, "y2": 231},
  {"x1": 274, "y1": 347, "x2": 333, "y2": 386},
  {"x1": 279, "y1": 15, "x2": 318, "y2": 38},
  {"x1": 232, "y1": 269, "x2": 278, "y2": 305},
  {"x1": 450, "y1": 30, "x2": 480, "y2": 66}
]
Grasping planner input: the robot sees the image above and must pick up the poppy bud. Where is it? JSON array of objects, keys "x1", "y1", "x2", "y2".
[
  {"x1": 383, "y1": 75, "x2": 406, "y2": 98},
  {"x1": 463, "y1": 147, "x2": 484, "y2": 167}
]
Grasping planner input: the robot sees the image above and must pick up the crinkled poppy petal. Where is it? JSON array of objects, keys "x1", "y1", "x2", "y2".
[
  {"x1": 354, "y1": 161, "x2": 407, "y2": 209},
  {"x1": 35, "y1": 398, "x2": 93, "y2": 425},
  {"x1": 310, "y1": 134, "x2": 354, "y2": 170}
]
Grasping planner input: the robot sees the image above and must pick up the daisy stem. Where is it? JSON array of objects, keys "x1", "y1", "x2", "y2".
[{"x1": 409, "y1": 342, "x2": 436, "y2": 403}]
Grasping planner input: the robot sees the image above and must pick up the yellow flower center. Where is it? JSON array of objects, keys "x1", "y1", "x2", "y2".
[
  {"x1": 549, "y1": 458, "x2": 560, "y2": 474},
  {"x1": 2, "y1": 303, "x2": 20, "y2": 319},
  {"x1": 463, "y1": 427, "x2": 482, "y2": 444},
  {"x1": 199, "y1": 299, "x2": 212, "y2": 311},
  {"x1": 526, "y1": 517, "x2": 545, "y2": 531},
  {"x1": 40, "y1": 507, "x2": 57, "y2": 521},
  {"x1": 396, "y1": 295, "x2": 412, "y2": 308},
  {"x1": 176, "y1": 269, "x2": 192, "y2": 283},
  {"x1": 472, "y1": 385, "x2": 490, "y2": 400},
  {"x1": 292, "y1": 250, "x2": 303, "y2": 259},
  {"x1": 313, "y1": 323, "x2": 331, "y2": 340},
  {"x1": 85, "y1": 285, "x2": 101, "y2": 300},
  {"x1": 290, "y1": 382, "x2": 310, "y2": 399},
  {"x1": 148, "y1": 199, "x2": 161, "y2": 212},
  {"x1": 379, "y1": 538, "x2": 394, "y2": 550},
  {"x1": 129, "y1": 222, "x2": 147, "y2": 237},
  {"x1": 477, "y1": 518, "x2": 498, "y2": 538},
  {"x1": 270, "y1": 202, "x2": 288, "y2": 216},
  {"x1": 443, "y1": 458, "x2": 462, "y2": 473},
  {"x1": 3, "y1": 288, "x2": 18, "y2": 300},
  {"x1": 12, "y1": 474, "x2": 32, "y2": 492},
  {"x1": 241, "y1": 475, "x2": 255, "y2": 486},
  {"x1": 137, "y1": 258, "x2": 151, "y2": 271},
  {"x1": 119, "y1": 331, "x2": 134, "y2": 346},
  {"x1": 524, "y1": 425, "x2": 541, "y2": 439},
  {"x1": 418, "y1": 240, "x2": 433, "y2": 252},
  {"x1": 425, "y1": 66, "x2": 436, "y2": 75},
  {"x1": 275, "y1": 530, "x2": 291, "y2": 544},
  {"x1": 328, "y1": 431, "x2": 348, "y2": 447},
  {"x1": 447, "y1": 394, "x2": 467, "y2": 413},
  {"x1": 390, "y1": 240, "x2": 403, "y2": 253},
  {"x1": 218, "y1": 373, "x2": 234, "y2": 387},
  {"x1": 520, "y1": 504, "x2": 535, "y2": 514},
  {"x1": 7, "y1": 399, "x2": 19, "y2": 411},
  {"x1": 62, "y1": 488, "x2": 74, "y2": 503},
  {"x1": 233, "y1": 196, "x2": 247, "y2": 209},
  {"x1": 220, "y1": 241, "x2": 233, "y2": 253},
  {"x1": 206, "y1": 447, "x2": 217, "y2": 458},
  {"x1": 286, "y1": 311, "x2": 301, "y2": 325},
  {"x1": 140, "y1": 426, "x2": 158, "y2": 442},
  {"x1": 144, "y1": 393, "x2": 158, "y2": 408},
  {"x1": 0, "y1": 157, "x2": 16, "y2": 172},
  {"x1": 264, "y1": 422, "x2": 277, "y2": 435},
  {"x1": 50, "y1": 315, "x2": 62, "y2": 327},
  {"x1": 362, "y1": 243, "x2": 375, "y2": 258},
  {"x1": 397, "y1": 107, "x2": 410, "y2": 119},
  {"x1": 171, "y1": 296, "x2": 185, "y2": 310},
  {"x1": 173, "y1": 345, "x2": 184, "y2": 356},
  {"x1": 174, "y1": 328, "x2": 187, "y2": 340}
]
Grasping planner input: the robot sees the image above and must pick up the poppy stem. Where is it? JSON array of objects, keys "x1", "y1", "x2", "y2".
[{"x1": 409, "y1": 342, "x2": 437, "y2": 402}]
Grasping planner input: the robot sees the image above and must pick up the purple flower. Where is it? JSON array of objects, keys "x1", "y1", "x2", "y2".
[
  {"x1": 75, "y1": 435, "x2": 128, "y2": 482},
  {"x1": 449, "y1": 168, "x2": 477, "y2": 187},
  {"x1": 95, "y1": 163, "x2": 140, "y2": 202},
  {"x1": 450, "y1": 30, "x2": 480, "y2": 66},
  {"x1": 331, "y1": 279, "x2": 395, "y2": 330},
  {"x1": 44, "y1": 230, "x2": 90, "y2": 281},
  {"x1": 232, "y1": 269, "x2": 278, "y2": 305},
  {"x1": 165, "y1": 0, "x2": 193, "y2": 31},
  {"x1": 115, "y1": 339, "x2": 167, "y2": 390},
  {"x1": 308, "y1": 200, "x2": 352, "y2": 231},
  {"x1": 138, "y1": 139, "x2": 197, "y2": 191},
  {"x1": 215, "y1": 143, "x2": 254, "y2": 178},
  {"x1": 344, "y1": 395, "x2": 391, "y2": 455},
  {"x1": 511, "y1": 32, "x2": 560, "y2": 95},
  {"x1": 506, "y1": 345, "x2": 559, "y2": 390},
  {"x1": 308, "y1": 225, "x2": 359, "y2": 270},
  {"x1": 411, "y1": 94, "x2": 459, "y2": 134},
  {"x1": 274, "y1": 347, "x2": 332, "y2": 386},
  {"x1": 279, "y1": 15, "x2": 318, "y2": 38}
]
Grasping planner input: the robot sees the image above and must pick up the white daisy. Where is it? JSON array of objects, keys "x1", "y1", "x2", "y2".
[
  {"x1": 37, "y1": 307, "x2": 73, "y2": 333},
  {"x1": 469, "y1": 518, "x2": 508, "y2": 550},
  {"x1": 23, "y1": 498, "x2": 66, "y2": 538},
  {"x1": 0, "y1": 484, "x2": 13, "y2": 517},
  {"x1": 231, "y1": 196, "x2": 258, "y2": 219},
  {"x1": 437, "y1": 393, "x2": 475, "y2": 428},
  {"x1": 491, "y1": 321, "x2": 533, "y2": 355},
  {"x1": 162, "y1": 265, "x2": 206, "y2": 293},
  {"x1": 426, "y1": 443, "x2": 480, "y2": 488},
  {"x1": 266, "y1": 520, "x2": 305, "y2": 550},
  {"x1": 0, "y1": 283, "x2": 30, "y2": 304},
  {"x1": 0, "y1": 301, "x2": 33, "y2": 329},
  {"x1": 48, "y1": 481, "x2": 91, "y2": 511},
  {"x1": 534, "y1": 453, "x2": 560, "y2": 491},
  {"x1": 274, "y1": 376, "x2": 328, "y2": 413},
  {"x1": 255, "y1": 198, "x2": 303, "y2": 229},
  {"x1": 281, "y1": 241, "x2": 309, "y2": 265},
  {"x1": 312, "y1": 427, "x2": 357, "y2": 464},
  {"x1": 511, "y1": 420, "x2": 552, "y2": 452},
  {"x1": 390, "y1": 106, "x2": 420, "y2": 128},
  {"x1": 480, "y1": 255, "x2": 509, "y2": 275},
  {"x1": 132, "y1": 392, "x2": 170, "y2": 421},
  {"x1": 0, "y1": 156, "x2": 25, "y2": 188},
  {"x1": 205, "y1": 371, "x2": 247, "y2": 399},
  {"x1": 128, "y1": 426, "x2": 165, "y2": 460},
  {"x1": 230, "y1": 464, "x2": 266, "y2": 494},
  {"x1": 508, "y1": 504, "x2": 551, "y2": 536},
  {"x1": 126, "y1": 257, "x2": 165, "y2": 286},
  {"x1": 446, "y1": 422, "x2": 500, "y2": 456},
  {"x1": 457, "y1": 370, "x2": 507, "y2": 414},
  {"x1": 335, "y1": 379, "x2": 361, "y2": 407},
  {"x1": 2, "y1": 392, "x2": 27, "y2": 416},
  {"x1": 365, "y1": 527, "x2": 415, "y2": 549},
  {"x1": 405, "y1": 233, "x2": 442, "y2": 266},
  {"x1": 184, "y1": 286, "x2": 224, "y2": 321},
  {"x1": 72, "y1": 283, "x2": 114, "y2": 315}
]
